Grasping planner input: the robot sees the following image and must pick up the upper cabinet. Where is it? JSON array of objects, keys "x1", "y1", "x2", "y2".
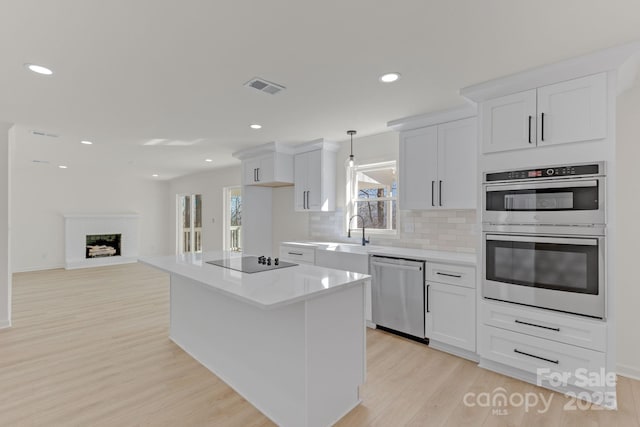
[
  {"x1": 233, "y1": 143, "x2": 294, "y2": 187},
  {"x1": 480, "y1": 73, "x2": 607, "y2": 153},
  {"x1": 294, "y1": 139, "x2": 338, "y2": 212},
  {"x1": 393, "y1": 109, "x2": 477, "y2": 211}
]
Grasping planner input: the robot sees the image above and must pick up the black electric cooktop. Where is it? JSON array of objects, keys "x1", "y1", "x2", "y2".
[{"x1": 206, "y1": 256, "x2": 298, "y2": 274}]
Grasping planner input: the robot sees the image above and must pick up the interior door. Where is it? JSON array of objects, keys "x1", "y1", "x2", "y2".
[
  {"x1": 399, "y1": 126, "x2": 438, "y2": 210},
  {"x1": 536, "y1": 73, "x2": 607, "y2": 147}
]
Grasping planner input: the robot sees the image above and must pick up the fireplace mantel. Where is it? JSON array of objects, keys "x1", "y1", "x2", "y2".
[{"x1": 64, "y1": 213, "x2": 140, "y2": 269}]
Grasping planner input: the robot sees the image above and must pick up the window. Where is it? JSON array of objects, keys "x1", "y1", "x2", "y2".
[
  {"x1": 348, "y1": 161, "x2": 397, "y2": 234},
  {"x1": 223, "y1": 187, "x2": 242, "y2": 252},
  {"x1": 177, "y1": 194, "x2": 202, "y2": 254}
]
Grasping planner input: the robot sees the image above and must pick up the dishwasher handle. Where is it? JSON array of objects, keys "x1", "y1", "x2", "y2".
[{"x1": 370, "y1": 261, "x2": 423, "y2": 272}]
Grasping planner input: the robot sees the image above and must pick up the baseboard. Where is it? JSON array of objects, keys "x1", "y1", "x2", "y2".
[
  {"x1": 429, "y1": 340, "x2": 479, "y2": 362},
  {"x1": 617, "y1": 364, "x2": 640, "y2": 381},
  {"x1": 0, "y1": 319, "x2": 11, "y2": 329},
  {"x1": 13, "y1": 264, "x2": 65, "y2": 273}
]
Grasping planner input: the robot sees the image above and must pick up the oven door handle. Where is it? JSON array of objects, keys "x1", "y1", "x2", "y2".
[
  {"x1": 485, "y1": 234, "x2": 598, "y2": 246},
  {"x1": 485, "y1": 179, "x2": 598, "y2": 192}
]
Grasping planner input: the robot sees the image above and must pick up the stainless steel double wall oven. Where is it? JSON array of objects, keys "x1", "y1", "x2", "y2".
[{"x1": 482, "y1": 162, "x2": 606, "y2": 319}]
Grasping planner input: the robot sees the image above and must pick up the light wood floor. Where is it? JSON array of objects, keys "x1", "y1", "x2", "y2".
[{"x1": 2, "y1": 263, "x2": 639, "y2": 427}]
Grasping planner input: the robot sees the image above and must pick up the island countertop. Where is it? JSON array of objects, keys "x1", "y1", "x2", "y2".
[{"x1": 139, "y1": 251, "x2": 371, "y2": 310}]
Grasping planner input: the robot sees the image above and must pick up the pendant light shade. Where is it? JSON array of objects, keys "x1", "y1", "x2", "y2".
[{"x1": 347, "y1": 130, "x2": 357, "y2": 167}]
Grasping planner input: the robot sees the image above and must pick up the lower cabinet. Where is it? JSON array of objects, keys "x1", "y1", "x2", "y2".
[
  {"x1": 424, "y1": 262, "x2": 477, "y2": 359},
  {"x1": 425, "y1": 281, "x2": 476, "y2": 352}
]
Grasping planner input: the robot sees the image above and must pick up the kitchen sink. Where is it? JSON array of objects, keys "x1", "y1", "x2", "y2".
[{"x1": 308, "y1": 242, "x2": 382, "y2": 254}]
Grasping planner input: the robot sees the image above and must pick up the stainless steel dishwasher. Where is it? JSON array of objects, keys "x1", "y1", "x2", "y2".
[{"x1": 370, "y1": 255, "x2": 425, "y2": 339}]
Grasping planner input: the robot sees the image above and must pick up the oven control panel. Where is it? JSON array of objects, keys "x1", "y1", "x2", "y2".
[{"x1": 485, "y1": 163, "x2": 601, "y2": 182}]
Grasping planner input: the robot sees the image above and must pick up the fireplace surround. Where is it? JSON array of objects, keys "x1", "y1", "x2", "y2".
[{"x1": 64, "y1": 214, "x2": 140, "y2": 269}]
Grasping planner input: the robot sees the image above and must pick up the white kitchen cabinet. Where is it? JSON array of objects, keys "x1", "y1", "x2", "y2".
[
  {"x1": 242, "y1": 152, "x2": 293, "y2": 186},
  {"x1": 425, "y1": 281, "x2": 476, "y2": 352},
  {"x1": 399, "y1": 126, "x2": 438, "y2": 210},
  {"x1": 481, "y1": 73, "x2": 607, "y2": 153},
  {"x1": 279, "y1": 244, "x2": 316, "y2": 265},
  {"x1": 481, "y1": 90, "x2": 537, "y2": 153},
  {"x1": 294, "y1": 140, "x2": 338, "y2": 212},
  {"x1": 399, "y1": 117, "x2": 476, "y2": 210}
]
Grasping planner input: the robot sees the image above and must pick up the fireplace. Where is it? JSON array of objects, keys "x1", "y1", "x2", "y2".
[
  {"x1": 64, "y1": 213, "x2": 139, "y2": 269},
  {"x1": 86, "y1": 234, "x2": 122, "y2": 259}
]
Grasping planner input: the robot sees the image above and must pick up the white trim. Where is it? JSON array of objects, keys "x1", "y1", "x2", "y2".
[
  {"x1": 293, "y1": 138, "x2": 340, "y2": 154},
  {"x1": 66, "y1": 257, "x2": 138, "y2": 270},
  {"x1": 460, "y1": 39, "x2": 640, "y2": 102},
  {"x1": 12, "y1": 263, "x2": 65, "y2": 273},
  {"x1": 231, "y1": 141, "x2": 295, "y2": 160},
  {"x1": 428, "y1": 340, "x2": 479, "y2": 363},
  {"x1": 617, "y1": 364, "x2": 640, "y2": 382},
  {"x1": 0, "y1": 319, "x2": 10, "y2": 329},
  {"x1": 387, "y1": 104, "x2": 477, "y2": 131}
]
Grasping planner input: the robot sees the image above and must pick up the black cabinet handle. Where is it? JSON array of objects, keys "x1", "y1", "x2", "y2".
[
  {"x1": 515, "y1": 319, "x2": 560, "y2": 332},
  {"x1": 436, "y1": 272, "x2": 462, "y2": 278},
  {"x1": 438, "y1": 180, "x2": 443, "y2": 206},
  {"x1": 528, "y1": 115, "x2": 532, "y2": 143},
  {"x1": 253, "y1": 168, "x2": 257, "y2": 182},
  {"x1": 256, "y1": 168, "x2": 260, "y2": 182},
  {"x1": 288, "y1": 251, "x2": 304, "y2": 256},
  {"x1": 302, "y1": 191, "x2": 306, "y2": 209},
  {"x1": 426, "y1": 284, "x2": 430, "y2": 313},
  {"x1": 431, "y1": 181, "x2": 435, "y2": 207},
  {"x1": 514, "y1": 348, "x2": 559, "y2": 364},
  {"x1": 541, "y1": 112, "x2": 545, "y2": 142},
  {"x1": 306, "y1": 190, "x2": 310, "y2": 209}
]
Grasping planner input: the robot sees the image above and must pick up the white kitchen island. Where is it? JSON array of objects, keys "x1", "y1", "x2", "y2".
[{"x1": 140, "y1": 252, "x2": 370, "y2": 427}]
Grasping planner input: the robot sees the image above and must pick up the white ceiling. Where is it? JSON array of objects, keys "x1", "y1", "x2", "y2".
[{"x1": 2, "y1": 0, "x2": 640, "y2": 179}]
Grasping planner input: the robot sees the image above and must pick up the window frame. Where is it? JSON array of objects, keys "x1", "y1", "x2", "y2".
[{"x1": 346, "y1": 160, "x2": 399, "y2": 237}]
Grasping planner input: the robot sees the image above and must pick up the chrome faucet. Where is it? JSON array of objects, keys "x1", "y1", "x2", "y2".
[{"x1": 347, "y1": 214, "x2": 370, "y2": 246}]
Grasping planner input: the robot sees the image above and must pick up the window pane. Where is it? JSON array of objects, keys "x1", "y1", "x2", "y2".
[
  {"x1": 356, "y1": 168, "x2": 397, "y2": 198},
  {"x1": 355, "y1": 200, "x2": 395, "y2": 230}
]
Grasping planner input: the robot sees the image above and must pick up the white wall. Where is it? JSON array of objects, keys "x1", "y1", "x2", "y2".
[
  {"x1": 0, "y1": 123, "x2": 12, "y2": 328},
  {"x1": 11, "y1": 126, "x2": 171, "y2": 272},
  {"x1": 615, "y1": 71, "x2": 640, "y2": 379},
  {"x1": 168, "y1": 166, "x2": 241, "y2": 253}
]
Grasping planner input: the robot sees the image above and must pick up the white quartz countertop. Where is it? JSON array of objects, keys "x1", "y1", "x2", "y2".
[
  {"x1": 281, "y1": 241, "x2": 477, "y2": 266},
  {"x1": 139, "y1": 251, "x2": 370, "y2": 310}
]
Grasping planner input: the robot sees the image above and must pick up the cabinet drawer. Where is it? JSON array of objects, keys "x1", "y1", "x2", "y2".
[
  {"x1": 481, "y1": 301, "x2": 606, "y2": 352},
  {"x1": 480, "y1": 325, "x2": 605, "y2": 386},
  {"x1": 426, "y1": 262, "x2": 475, "y2": 288},
  {"x1": 279, "y1": 245, "x2": 315, "y2": 265}
]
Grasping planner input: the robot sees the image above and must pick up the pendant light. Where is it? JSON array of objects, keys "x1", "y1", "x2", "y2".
[{"x1": 347, "y1": 130, "x2": 357, "y2": 167}]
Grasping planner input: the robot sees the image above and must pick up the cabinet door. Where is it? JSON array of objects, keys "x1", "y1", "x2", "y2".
[
  {"x1": 399, "y1": 126, "x2": 438, "y2": 210},
  {"x1": 293, "y1": 153, "x2": 307, "y2": 211},
  {"x1": 243, "y1": 158, "x2": 260, "y2": 184},
  {"x1": 481, "y1": 90, "x2": 537, "y2": 153},
  {"x1": 437, "y1": 117, "x2": 477, "y2": 209},
  {"x1": 537, "y1": 73, "x2": 607, "y2": 147},
  {"x1": 305, "y1": 150, "x2": 323, "y2": 210},
  {"x1": 256, "y1": 155, "x2": 274, "y2": 183},
  {"x1": 425, "y1": 282, "x2": 475, "y2": 351}
]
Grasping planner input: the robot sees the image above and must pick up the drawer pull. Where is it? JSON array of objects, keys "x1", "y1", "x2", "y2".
[
  {"x1": 514, "y1": 349, "x2": 559, "y2": 365},
  {"x1": 436, "y1": 272, "x2": 462, "y2": 278},
  {"x1": 287, "y1": 252, "x2": 304, "y2": 256},
  {"x1": 515, "y1": 319, "x2": 560, "y2": 332}
]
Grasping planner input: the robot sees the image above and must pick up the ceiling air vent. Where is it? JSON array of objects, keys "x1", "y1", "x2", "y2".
[
  {"x1": 244, "y1": 77, "x2": 286, "y2": 95},
  {"x1": 31, "y1": 130, "x2": 59, "y2": 138}
]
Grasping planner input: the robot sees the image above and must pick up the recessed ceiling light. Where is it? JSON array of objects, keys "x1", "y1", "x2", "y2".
[
  {"x1": 205, "y1": 158, "x2": 213, "y2": 162},
  {"x1": 80, "y1": 140, "x2": 93, "y2": 145},
  {"x1": 152, "y1": 174, "x2": 159, "y2": 177},
  {"x1": 249, "y1": 124, "x2": 262, "y2": 130},
  {"x1": 58, "y1": 165, "x2": 68, "y2": 169},
  {"x1": 25, "y1": 63, "x2": 53, "y2": 75},
  {"x1": 379, "y1": 72, "x2": 401, "y2": 83}
]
